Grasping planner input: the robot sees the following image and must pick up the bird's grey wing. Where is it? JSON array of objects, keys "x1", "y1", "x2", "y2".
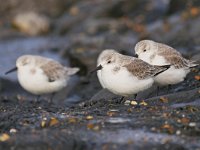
[
  {"x1": 164, "y1": 55, "x2": 190, "y2": 69},
  {"x1": 158, "y1": 43, "x2": 182, "y2": 56},
  {"x1": 40, "y1": 60, "x2": 66, "y2": 82},
  {"x1": 157, "y1": 43, "x2": 191, "y2": 68},
  {"x1": 123, "y1": 59, "x2": 168, "y2": 79}
]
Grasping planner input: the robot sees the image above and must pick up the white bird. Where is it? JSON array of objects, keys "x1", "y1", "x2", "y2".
[
  {"x1": 134, "y1": 40, "x2": 198, "y2": 94},
  {"x1": 94, "y1": 49, "x2": 170, "y2": 101},
  {"x1": 5, "y1": 55, "x2": 79, "y2": 102}
]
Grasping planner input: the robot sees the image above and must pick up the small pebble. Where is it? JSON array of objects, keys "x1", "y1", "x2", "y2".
[
  {"x1": 189, "y1": 122, "x2": 196, "y2": 127},
  {"x1": 10, "y1": 128, "x2": 17, "y2": 133},
  {"x1": 43, "y1": 117, "x2": 47, "y2": 121},
  {"x1": 49, "y1": 117, "x2": 59, "y2": 126},
  {"x1": 151, "y1": 127, "x2": 156, "y2": 131},
  {"x1": 124, "y1": 100, "x2": 131, "y2": 105},
  {"x1": 109, "y1": 109, "x2": 119, "y2": 112},
  {"x1": 176, "y1": 130, "x2": 181, "y2": 135},
  {"x1": 41, "y1": 120, "x2": 46, "y2": 128},
  {"x1": 139, "y1": 101, "x2": 148, "y2": 106},
  {"x1": 86, "y1": 115, "x2": 93, "y2": 120},
  {"x1": 130, "y1": 101, "x2": 138, "y2": 105},
  {"x1": 0, "y1": 134, "x2": 10, "y2": 142}
]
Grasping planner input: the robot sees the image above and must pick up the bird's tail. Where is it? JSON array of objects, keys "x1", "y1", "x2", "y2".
[
  {"x1": 65, "y1": 67, "x2": 80, "y2": 75},
  {"x1": 188, "y1": 60, "x2": 199, "y2": 68}
]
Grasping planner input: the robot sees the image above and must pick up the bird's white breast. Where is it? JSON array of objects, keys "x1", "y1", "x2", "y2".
[
  {"x1": 154, "y1": 66, "x2": 190, "y2": 85},
  {"x1": 100, "y1": 66, "x2": 154, "y2": 96},
  {"x1": 97, "y1": 70, "x2": 106, "y2": 88},
  {"x1": 17, "y1": 65, "x2": 67, "y2": 95},
  {"x1": 146, "y1": 54, "x2": 190, "y2": 85}
]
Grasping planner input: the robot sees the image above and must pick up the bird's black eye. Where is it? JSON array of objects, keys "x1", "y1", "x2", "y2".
[
  {"x1": 107, "y1": 60, "x2": 111, "y2": 64},
  {"x1": 143, "y1": 49, "x2": 147, "y2": 52}
]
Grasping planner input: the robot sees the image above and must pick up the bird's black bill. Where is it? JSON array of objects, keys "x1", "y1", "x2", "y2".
[
  {"x1": 133, "y1": 54, "x2": 138, "y2": 58},
  {"x1": 5, "y1": 67, "x2": 17, "y2": 75},
  {"x1": 90, "y1": 65, "x2": 102, "y2": 74}
]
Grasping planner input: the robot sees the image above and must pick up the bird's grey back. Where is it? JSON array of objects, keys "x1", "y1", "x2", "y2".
[
  {"x1": 156, "y1": 43, "x2": 197, "y2": 68},
  {"x1": 116, "y1": 53, "x2": 169, "y2": 79},
  {"x1": 26, "y1": 56, "x2": 67, "y2": 82}
]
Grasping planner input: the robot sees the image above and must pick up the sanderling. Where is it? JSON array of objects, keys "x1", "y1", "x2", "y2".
[
  {"x1": 93, "y1": 49, "x2": 170, "y2": 101},
  {"x1": 134, "y1": 40, "x2": 198, "y2": 94},
  {"x1": 5, "y1": 55, "x2": 79, "y2": 102}
]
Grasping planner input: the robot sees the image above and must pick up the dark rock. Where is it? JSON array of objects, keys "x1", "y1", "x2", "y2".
[{"x1": 167, "y1": 0, "x2": 200, "y2": 15}]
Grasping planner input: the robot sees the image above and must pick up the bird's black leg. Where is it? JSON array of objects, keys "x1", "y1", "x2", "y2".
[
  {"x1": 134, "y1": 94, "x2": 137, "y2": 100},
  {"x1": 36, "y1": 95, "x2": 41, "y2": 102},
  {"x1": 118, "y1": 96, "x2": 125, "y2": 104},
  {"x1": 49, "y1": 92, "x2": 56, "y2": 104},
  {"x1": 156, "y1": 86, "x2": 160, "y2": 96},
  {"x1": 167, "y1": 84, "x2": 171, "y2": 93}
]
